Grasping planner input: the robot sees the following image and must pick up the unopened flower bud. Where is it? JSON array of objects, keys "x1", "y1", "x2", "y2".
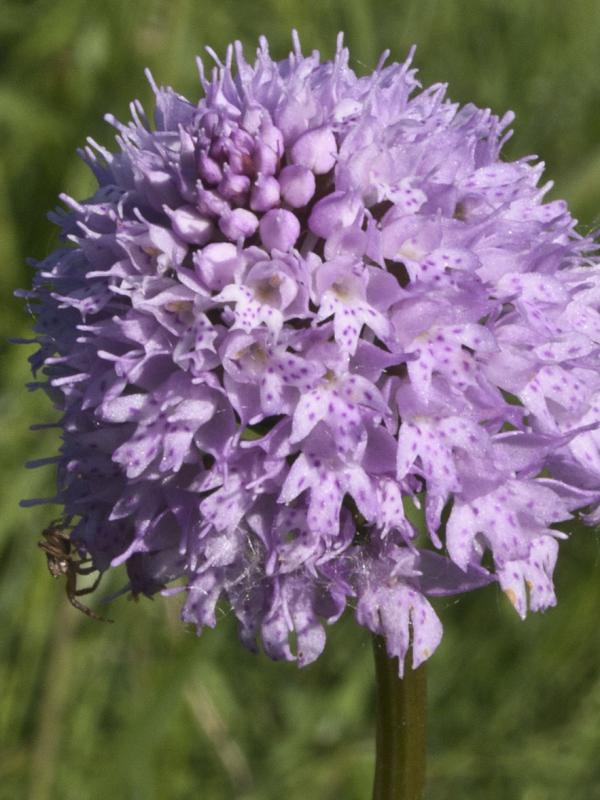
[
  {"x1": 193, "y1": 242, "x2": 239, "y2": 291},
  {"x1": 250, "y1": 174, "x2": 281, "y2": 212},
  {"x1": 241, "y1": 105, "x2": 264, "y2": 135},
  {"x1": 279, "y1": 165, "x2": 316, "y2": 208},
  {"x1": 196, "y1": 187, "x2": 229, "y2": 217},
  {"x1": 253, "y1": 122, "x2": 284, "y2": 176},
  {"x1": 290, "y1": 126, "x2": 337, "y2": 174},
  {"x1": 197, "y1": 152, "x2": 223, "y2": 185},
  {"x1": 167, "y1": 205, "x2": 215, "y2": 246},
  {"x1": 218, "y1": 170, "x2": 251, "y2": 204},
  {"x1": 219, "y1": 208, "x2": 259, "y2": 241},
  {"x1": 308, "y1": 191, "x2": 362, "y2": 238},
  {"x1": 259, "y1": 208, "x2": 300, "y2": 251}
]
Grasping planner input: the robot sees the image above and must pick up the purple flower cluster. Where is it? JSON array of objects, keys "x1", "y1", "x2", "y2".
[{"x1": 24, "y1": 34, "x2": 600, "y2": 673}]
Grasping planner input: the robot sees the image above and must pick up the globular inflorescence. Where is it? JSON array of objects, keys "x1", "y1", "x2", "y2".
[{"x1": 23, "y1": 33, "x2": 600, "y2": 673}]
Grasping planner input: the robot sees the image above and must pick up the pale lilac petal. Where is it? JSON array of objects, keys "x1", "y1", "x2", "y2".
[
  {"x1": 498, "y1": 536, "x2": 559, "y2": 619},
  {"x1": 356, "y1": 581, "x2": 443, "y2": 676}
]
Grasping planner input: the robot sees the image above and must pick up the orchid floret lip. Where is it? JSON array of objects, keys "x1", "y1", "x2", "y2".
[{"x1": 21, "y1": 31, "x2": 600, "y2": 674}]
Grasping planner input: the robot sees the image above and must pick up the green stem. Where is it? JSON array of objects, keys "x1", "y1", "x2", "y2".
[{"x1": 372, "y1": 635, "x2": 427, "y2": 800}]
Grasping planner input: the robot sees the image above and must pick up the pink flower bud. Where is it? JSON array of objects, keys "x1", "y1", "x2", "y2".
[
  {"x1": 253, "y1": 122, "x2": 284, "y2": 175},
  {"x1": 218, "y1": 170, "x2": 251, "y2": 204},
  {"x1": 196, "y1": 188, "x2": 229, "y2": 218},
  {"x1": 197, "y1": 153, "x2": 222, "y2": 185},
  {"x1": 279, "y1": 165, "x2": 316, "y2": 208},
  {"x1": 250, "y1": 174, "x2": 281, "y2": 212},
  {"x1": 241, "y1": 105, "x2": 264, "y2": 134},
  {"x1": 308, "y1": 191, "x2": 363, "y2": 238},
  {"x1": 193, "y1": 242, "x2": 239, "y2": 291},
  {"x1": 259, "y1": 209, "x2": 301, "y2": 252},
  {"x1": 219, "y1": 208, "x2": 259, "y2": 241},
  {"x1": 290, "y1": 126, "x2": 338, "y2": 174},
  {"x1": 167, "y1": 206, "x2": 215, "y2": 246}
]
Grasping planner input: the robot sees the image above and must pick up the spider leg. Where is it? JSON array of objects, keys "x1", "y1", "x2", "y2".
[
  {"x1": 68, "y1": 592, "x2": 113, "y2": 623},
  {"x1": 65, "y1": 570, "x2": 113, "y2": 623},
  {"x1": 76, "y1": 564, "x2": 97, "y2": 576},
  {"x1": 74, "y1": 571, "x2": 104, "y2": 595}
]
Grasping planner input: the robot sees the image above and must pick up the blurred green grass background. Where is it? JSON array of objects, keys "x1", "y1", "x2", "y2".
[{"x1": 2, "y1": 1, "x2": 600, "y2": 798}]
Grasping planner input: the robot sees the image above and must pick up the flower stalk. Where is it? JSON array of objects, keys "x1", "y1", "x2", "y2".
[{"x1": 372, "y1": 636, "x2": 427, "y2": 800}]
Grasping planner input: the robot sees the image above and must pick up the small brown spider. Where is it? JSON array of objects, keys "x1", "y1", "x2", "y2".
[{"x1": 38, "y1": 519, "x2": 113, "y2": 623}]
